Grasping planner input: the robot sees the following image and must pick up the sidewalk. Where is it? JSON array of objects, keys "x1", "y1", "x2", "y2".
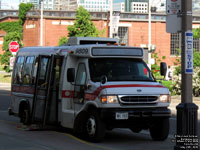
[
  {"x1": 0, "y1": 83, "x2": 11, "y2": 91},
  {"x1": 170, "y1": 95, "x2": 200, "y2": 119}
]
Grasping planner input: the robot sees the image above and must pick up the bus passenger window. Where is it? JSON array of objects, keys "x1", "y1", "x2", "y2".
[
  {"x1": 23, "y1": 56, "x2": 34, "y2": 85},
  {"x1": 38, "y1": 58, "x2": 49, "y2": 86},
  {"x1": 32, "y1": 59, "x2": 38, "y2": 84},
  {"x1": 13, "y1": 56, "x2": 25, "y2": 84}
]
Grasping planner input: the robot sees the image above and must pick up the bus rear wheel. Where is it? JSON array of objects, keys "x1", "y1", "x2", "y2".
[
  {"x1": 20, "y1": 109, "x2": 30, "y2": 125},
  {"x1": 85, "y1": 111, "x2": 105, "y2": 142}
]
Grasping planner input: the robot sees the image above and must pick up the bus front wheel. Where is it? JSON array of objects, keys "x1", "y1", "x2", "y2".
[{"x1": 85, "y1": 111, "x2": 105, "y2": 142}]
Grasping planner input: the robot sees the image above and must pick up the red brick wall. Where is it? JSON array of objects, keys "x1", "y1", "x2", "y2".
[
  {"x1": 23, "y1": 18, "x2": 40, "y2": 47},
  {"x1": 1, "y1": 17, "x2": 200, "y2": 67}
]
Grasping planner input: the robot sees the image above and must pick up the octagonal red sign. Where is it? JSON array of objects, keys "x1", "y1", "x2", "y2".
[{"x1": 9, "y1": 41, "x2": 19, "y2": 53}]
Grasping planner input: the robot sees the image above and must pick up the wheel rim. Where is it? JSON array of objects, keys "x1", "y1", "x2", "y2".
[{"x1": 86, "y1": 116, "x2": 96, "y2": 137}]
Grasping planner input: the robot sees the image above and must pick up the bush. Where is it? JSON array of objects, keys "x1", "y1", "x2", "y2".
[
  {"x1": 161, "y1": 80, "x2": 172, "y2": 92},
  {"x1": 171, "y1": 67, "x2": 200, "y2": 96}
]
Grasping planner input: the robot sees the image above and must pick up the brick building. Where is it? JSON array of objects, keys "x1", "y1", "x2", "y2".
[{"x1": 0, "y1": 10, "x2": 200, "y2": 66}]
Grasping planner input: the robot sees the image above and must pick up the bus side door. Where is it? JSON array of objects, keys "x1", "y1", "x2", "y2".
[{"x1": 31, "y1": 55, "x2": 63, "y2": 125}]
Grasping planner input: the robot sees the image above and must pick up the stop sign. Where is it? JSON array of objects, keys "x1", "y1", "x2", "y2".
[{"x1": 9, "y1": 41, "x2": 20, "y2": 53}]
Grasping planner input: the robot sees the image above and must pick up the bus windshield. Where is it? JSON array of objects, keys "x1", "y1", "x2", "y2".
[{"x1": 89, "y1": 58, "x2": 155, "y2": 82}]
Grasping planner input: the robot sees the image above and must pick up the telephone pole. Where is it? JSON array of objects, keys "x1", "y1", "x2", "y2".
[
  {"x1": 174, "y1": 0, "x2": 199, "y2": 149},
  {"x1": 40, "y1": 0, "x2": 44, "y2": 46}
]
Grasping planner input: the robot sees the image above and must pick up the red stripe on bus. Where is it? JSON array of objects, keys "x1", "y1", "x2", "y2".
[
  {"x1": 62, "y1": 84, "x2": 166, "y2": 100},
  {"x1": 102, "y1": 84, "x2": 166, "y2": 89}
]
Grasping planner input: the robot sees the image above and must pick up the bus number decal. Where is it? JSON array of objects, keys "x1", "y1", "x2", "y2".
[{"x1": 75, "y1": 48, "x2": 88, "y2": 54}]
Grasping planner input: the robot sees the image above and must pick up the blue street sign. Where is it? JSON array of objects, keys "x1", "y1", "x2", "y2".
[{"x1": 185, "y1": 31, "x2": 193, "y2": 74}]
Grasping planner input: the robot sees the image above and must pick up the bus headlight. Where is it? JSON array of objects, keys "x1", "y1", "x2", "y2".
[
  {"x1": 159, "y1": 95, "x2": 171, "y2": 103},
  {"x1": 101, "y1": 95, "x2": 119, "y2": 104}
]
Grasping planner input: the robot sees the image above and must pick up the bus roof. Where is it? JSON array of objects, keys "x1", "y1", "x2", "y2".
[{"x1": 17, "y1": 44, "x2": 144, "y2": 59}]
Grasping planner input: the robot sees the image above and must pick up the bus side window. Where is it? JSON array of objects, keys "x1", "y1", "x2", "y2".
[
  {"x1": 31, "y1": 57, "x2": 49, "y2": 86},
  {"x1": 23, "y1": 56, "x2": 35, "y2": 85},
  {"x1": 13, "y1": 56, "x2": 25, "y2": 84},
  {"x1": 32, "y1": 58, "x2": 38, "y2": 85}
]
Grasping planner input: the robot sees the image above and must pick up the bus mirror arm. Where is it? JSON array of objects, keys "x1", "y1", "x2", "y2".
[{"x1": 100, "y1": 75, "x2": 107, "y2": 85}]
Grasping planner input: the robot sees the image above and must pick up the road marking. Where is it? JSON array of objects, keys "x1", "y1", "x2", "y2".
[
  {"x1": 60, "y1": 132, "x2": 115, "y2": 150},
  {"x1": 0, "y1": 119, "x2": 114, "y2": 150}
]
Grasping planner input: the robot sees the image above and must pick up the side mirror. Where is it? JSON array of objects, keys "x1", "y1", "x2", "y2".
[
  {"x1": 100, "y1": 75, "x2": 107, "y2": 84},
  {"x1": 67, "y1": 68, "x2": 75, "y2": 82},
  {"x1": 160, "y1": 62, "x2": 167, "y2": 76}
]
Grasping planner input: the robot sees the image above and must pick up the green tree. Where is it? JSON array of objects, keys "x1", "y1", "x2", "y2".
[
  {"x1": 0, "y1": 3, "x2": 33, "y2": 72},
  {"x1": 58, "y1": 36, "x2": 68, "y2": 46},
  {"x1": 67, "y1": 6, "x2": 99, "y2": 37},
  {"x1": 18, "y1": 3, "x2": 34, "y2": 25},
  {"x1": 0, "y1": 32, "x2": 23, "y2": 72},
  {"x1": 193, "y1": 28, "x2": 200, "y2": 39}
]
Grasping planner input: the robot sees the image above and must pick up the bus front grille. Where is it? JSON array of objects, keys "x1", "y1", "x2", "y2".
[{"x1": 119, "y1": 96, "x2": 158, "y2": 105}]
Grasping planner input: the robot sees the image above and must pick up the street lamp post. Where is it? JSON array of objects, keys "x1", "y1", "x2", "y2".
[
  {"x1": 40, "y1": 0, "x2": 44, "y2": 46},
  {"x1": 109, "y1": 0, "x2": 113, "y2": 38},
  {"x1": 148, "y1": 0, "x2": 151, "y2": 68}
]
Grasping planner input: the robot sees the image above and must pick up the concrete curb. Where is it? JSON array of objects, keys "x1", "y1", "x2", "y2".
[{"x1": 0, "y1": 83, "x2": 11, "y2": 87}]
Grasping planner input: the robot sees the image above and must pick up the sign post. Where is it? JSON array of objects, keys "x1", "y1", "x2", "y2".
[
  {"x1": 174, "y1": 0, "x2": 199, "y2": 149},
  {"x1": 166, "y1": 0, "x2": 181, "y2": 33},
  {"x1": 9, "y1": 41, "x2": 19, "y2": 70}
]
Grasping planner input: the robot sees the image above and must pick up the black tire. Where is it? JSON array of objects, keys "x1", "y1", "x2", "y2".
[
  {"x1": 85, "y1": 111, "x2": 105, "y2": 142},
  {"x1": 149, "y1": 118, "x2": 169, "y2": 141},
  {"x1": 20, "y1": 109, "x2": 30, "y2": 125},
  {"x1": 130, "y1": 127, "x2": 142, "y2": 133}
]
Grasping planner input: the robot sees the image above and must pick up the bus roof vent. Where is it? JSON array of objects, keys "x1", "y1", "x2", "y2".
[{"x1": 67, "y1": 37, "x2": 118, "y2": 45}]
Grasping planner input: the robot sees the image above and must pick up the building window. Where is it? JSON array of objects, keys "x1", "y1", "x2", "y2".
[
  {"x1": 171, "y1": 33, "x2": 200, "y2": 55},
  {"x1": 170, "y1": 33, "x2": 181, "y2": 56},
  {"x1": 194, "y1": 38, "x2": 200, "y2": 52},
  {"x1": 118, "y1": 27, "x2": 129, "y2": 45}
]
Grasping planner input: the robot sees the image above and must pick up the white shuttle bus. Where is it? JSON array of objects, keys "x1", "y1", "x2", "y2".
[{"x1": 9, "y1": 37, "x2": 171, "y2": 142}]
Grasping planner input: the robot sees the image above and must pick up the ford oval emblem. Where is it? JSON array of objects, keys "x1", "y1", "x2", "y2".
[{"x1": 137, "y1": 89, "x2": 142, "y2": 92}]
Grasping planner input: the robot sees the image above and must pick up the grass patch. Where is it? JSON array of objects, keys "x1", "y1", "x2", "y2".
[
  {"x1": 0, "y1": 65, "x2": 5, "y2": 71},
  {"x1": 0, "y1": 74, "x2": 11, "y2": 83}
]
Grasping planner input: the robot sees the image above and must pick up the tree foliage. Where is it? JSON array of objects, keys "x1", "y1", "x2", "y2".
[
  {"x1": 0, "y1": 3, "x2": 33, "y2": 72},
  {"x1": 18, "y1": 3, "x2": 34, "y2": 25},
  {"x1": 0, "y1": 32, "x2": 23, "y2": 72},
  {"x1": 193, "y1": 28, "x2": 200, "y2": 39},
  {"x1": 0, "y1": 22, "x2": 22, "y2": 33},
  {"x1": 67, "y1": 6, "x2": 99, "y2": 37},
  {"x1": 58, "y1": 36, "x2": 68, "y2": 46}
]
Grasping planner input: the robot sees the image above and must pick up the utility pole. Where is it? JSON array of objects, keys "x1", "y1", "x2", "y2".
[
  {"x1": 40, "y1": 0, "x2": 44, "y2": 46},
  {"x1": 109, "y1": 0, "x2": 113, "y2": 38},
  {"x1": 174, "y1": 0, "x2": 199, "y2": 149},
  {"x1": 148, "y1": 0, "x2": 151, "y2": 68}
]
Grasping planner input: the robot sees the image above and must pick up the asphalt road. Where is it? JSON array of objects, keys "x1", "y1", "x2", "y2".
[{"x1": 0, "y1": 86, "x2": 199, "y2": 150}]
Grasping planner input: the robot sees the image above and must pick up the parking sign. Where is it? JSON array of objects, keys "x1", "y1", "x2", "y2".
[{"x1": 185, "y1": 31, "x2": 193, "y2": 74}]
